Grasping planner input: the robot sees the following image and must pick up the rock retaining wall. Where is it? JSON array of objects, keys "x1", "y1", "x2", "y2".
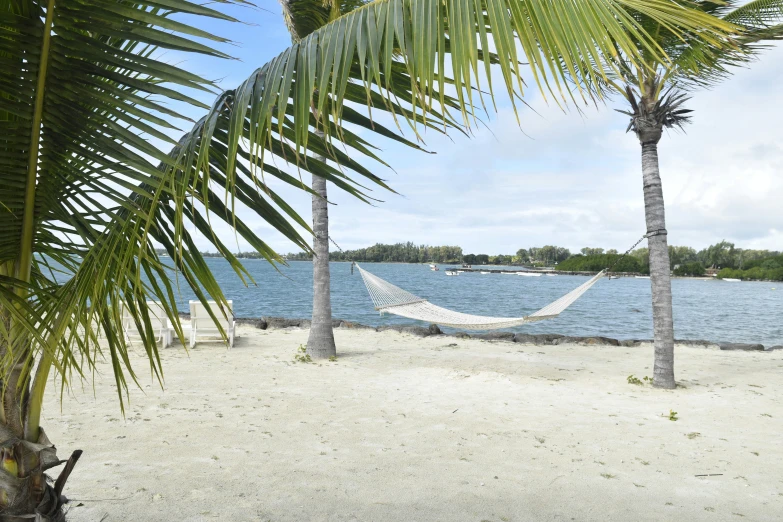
[{"x1": 226, "y1": 316, "x2": 778, "y2": 351}]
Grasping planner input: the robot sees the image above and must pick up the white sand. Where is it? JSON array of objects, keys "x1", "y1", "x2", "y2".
[{"x1": 43, "y1": 326, "x2": 783, "y2": 521}]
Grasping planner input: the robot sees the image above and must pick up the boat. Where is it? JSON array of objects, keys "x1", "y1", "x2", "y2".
[
  {"x1": 608, "y1": 276, "x2": 620, "y2": 280},
  {"x1": 635, "y1": 276, "x2": 650, "y2": 279},
  {"x1": 480, "y1": 271, "x2": 490, "y2": 275},
  {"x1": 723, "y1": 278, "x2": 741, "y2": 282},
  {"x1": 546, "y1": 273, "x2": 557, "y2": 276},
  {"x1": 429, "y1": 264, "x2": 438, "y2": 271},
  {"x1": 517, "y1": 272, "x2": 542, "y2": 277},
  {"x1": 445, "y1": 270, "x2": 459, "y2": 276}
]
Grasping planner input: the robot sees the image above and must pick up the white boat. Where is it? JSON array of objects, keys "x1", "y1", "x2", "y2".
[
  {"x1": 445, "y1": 270, "x2": 459, "y2": 276},
  {"x1": 723, "y1": 278, "x2": 741, "y2": 282},
  {"x1": 517, "y1": 272, "x2": 542, "y2": 277},
  {"x1": 480, "y1": 271, "x2": 490, "y2": 275},
  {"x1": 635, "y1": 276, "x2": 650, "y2": 279},
  {"x1": 546, "y1": 273, "x2": 557, "y2": 276}
]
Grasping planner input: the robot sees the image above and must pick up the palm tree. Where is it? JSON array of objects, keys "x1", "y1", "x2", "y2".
[
  {"x1": 280, "y1": 0, "x2": 368, "y2": 359},
  {"x1": 606, "y1": 0, "x2": 783, "y2": 389},
  {"x1": 1, "y1": 0, "x2": 734, "y2": 517},
  {"x1": 0, "y1": 0, "x2": 327, "y2": 517}
]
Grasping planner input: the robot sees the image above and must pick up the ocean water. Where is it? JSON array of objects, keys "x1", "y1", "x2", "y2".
[{"x1": 169, "y1": 259, "x2": 782, "y2": 346}]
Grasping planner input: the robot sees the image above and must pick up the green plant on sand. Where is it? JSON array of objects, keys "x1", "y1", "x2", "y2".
[{"x1": 295, "y1": 345, "x2": 314, "y2": 363}]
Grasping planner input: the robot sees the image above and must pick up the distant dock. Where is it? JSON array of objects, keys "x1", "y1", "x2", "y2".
[{"x1": 442, "y1": 267, "x2": 641, "y2": 277}]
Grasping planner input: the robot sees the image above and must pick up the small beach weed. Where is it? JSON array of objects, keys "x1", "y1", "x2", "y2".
[
  {"x1": 628, "y1": 375, "x2": 652, "y2": 385},
  {"x1": 668, "y1": 410, "x2": 678, "y2": 421},
  {"x1": 294, "y1": 344, "x2": 312, "y2": 363}
]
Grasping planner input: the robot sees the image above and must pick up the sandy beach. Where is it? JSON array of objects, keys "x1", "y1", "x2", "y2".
[{"x1": 43, "y1": 325, "x2": 783, "y2": 522}]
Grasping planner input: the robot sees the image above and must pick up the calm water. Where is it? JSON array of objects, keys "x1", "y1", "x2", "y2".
[{"x1": 168, "y1": 259, "x2": 782, "y2": 346}]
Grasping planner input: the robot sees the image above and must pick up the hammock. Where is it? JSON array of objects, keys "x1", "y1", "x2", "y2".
[{"x1": 356, "y1": 264, "x2": 605, "y2": 330}]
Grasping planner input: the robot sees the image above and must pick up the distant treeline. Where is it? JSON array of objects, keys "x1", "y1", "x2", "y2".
[
  {"x1": 286, "y1": 242, "x2": 463, "y2": 263},
  {"x1": 555, "y1": 243, "x2": 782, "y2": 279},
  {"x1": 716, "y1": 254, "x2": 783, "y2": 281},
  {"x1": 667, "y1": 242, "x2": 780, "y2": 271},
  {"x1": 556, "y1": 254, "x2": 643, "y2": 273},
  {"x1": 185, "y1": 239, "x2": 782, "y2": 280},
  {"x1": 285, "y1": 243, "x2": 575, "y2": 266},
  {"x1": 157, "y1": 248, "x2": 271, "y2": 259}
]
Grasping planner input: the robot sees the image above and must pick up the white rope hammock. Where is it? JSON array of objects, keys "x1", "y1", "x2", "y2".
[{"x1": 357, "y1": 265, "x2": 605, "y2": 330}]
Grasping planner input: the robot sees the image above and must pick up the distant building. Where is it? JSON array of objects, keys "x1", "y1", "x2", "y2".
[{"x1": 705, "y1": 267, "x2": 720, "y2": 277}]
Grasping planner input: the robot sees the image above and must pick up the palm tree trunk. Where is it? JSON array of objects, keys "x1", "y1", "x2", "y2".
[
  {"x1": 306, "y1": 144, "x2": 336, "y2": 359},
  {"x1": 639, "y1": 139, "x2": 676, "y2": 389}
]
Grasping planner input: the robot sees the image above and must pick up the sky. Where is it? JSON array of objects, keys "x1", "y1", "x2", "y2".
[{"x1": 167, "y1": 2, "x2": 783, "y2": 256}]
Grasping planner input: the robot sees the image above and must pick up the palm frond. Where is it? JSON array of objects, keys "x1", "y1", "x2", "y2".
[
  {"x1": 279, "y1": 0, "x2": 332, "y2": 41},
  {"x1": 1, "y1": 0, "x2": 256, "y2": 434},
  {"x1": 669, "y1": 0, "x2": 783, "y2": 86},
  {"x1": 280, "y1": 0, "x2": 372, "y2": 42},
  {"x1": 172, "y1": 0, "x2": 737, "y2": 186},
  {"x1": 723, "y1": 0, "x2": 783, "y2": 27}
]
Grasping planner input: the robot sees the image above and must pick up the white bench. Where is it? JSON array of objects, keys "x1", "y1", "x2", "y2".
[
  {"x1": 189, "y1": 300, "x2": 235, "y2": 348},
  {"x1": 122, "y1": 301, "x2": 173, "y2": 348}
]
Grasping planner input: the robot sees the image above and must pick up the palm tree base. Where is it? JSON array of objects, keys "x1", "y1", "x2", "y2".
[
  {"x1": 0, "y1": 484, "x2": 67, "y2": 522},
  {"x1": 307, "y1": 323, "x2": 337, "y2": 359},
  {"x1": 0, "y1": 428, "x2": 80, "y2": 522}
]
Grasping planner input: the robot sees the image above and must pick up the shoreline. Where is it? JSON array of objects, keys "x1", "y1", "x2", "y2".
[{"x1": 184, "y1": 314, "x2": 782, "y2": 352}]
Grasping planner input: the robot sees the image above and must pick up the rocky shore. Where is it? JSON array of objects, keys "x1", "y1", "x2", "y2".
[{"x1": 220, "y1": 315, "x2": 782, "y2": 352}]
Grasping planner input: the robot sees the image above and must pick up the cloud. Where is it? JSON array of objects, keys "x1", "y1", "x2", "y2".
[{"x1": 188, "y1": 38, "x2": 783, "y2": 256}]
